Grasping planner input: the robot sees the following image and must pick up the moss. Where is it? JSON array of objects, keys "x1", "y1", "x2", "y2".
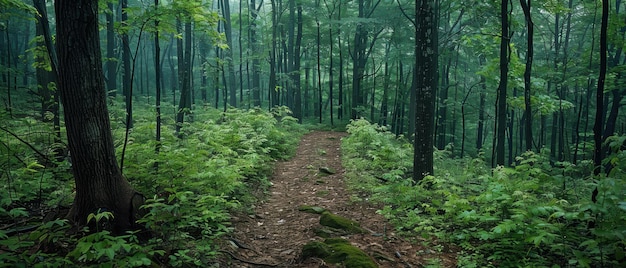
[
  {"x1": 301, "y1": 241, "x2": 331, "y2": 259},
  {"x1": 319, "y1": 212, "x2": 365, "y2": 234},
  {"x1": 301, "y1": 239, "x2": 378, "y2": 268},
  {"x1": 297, "y1": 205, "x2": 327, "y2": 214},
  {"x1": 325, "y1": 238, "x2": 378, "y2": 268}
]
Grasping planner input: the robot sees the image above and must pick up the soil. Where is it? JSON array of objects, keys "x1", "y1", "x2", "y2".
[{"x1": 221, "y1": 131, "x2": 457, "y2": 267}]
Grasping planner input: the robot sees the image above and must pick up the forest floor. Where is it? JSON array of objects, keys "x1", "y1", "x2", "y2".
[{"x1": 220, "y1": 131, "x2": 457, "y2": 267}]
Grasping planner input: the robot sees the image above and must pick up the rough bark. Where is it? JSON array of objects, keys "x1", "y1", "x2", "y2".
[
  {"x1": 413, "y1": 0, "x2": 436, "y2": 181},
  {"x1": 55, "y1": 0, "x2": 140, "y2": 231}
]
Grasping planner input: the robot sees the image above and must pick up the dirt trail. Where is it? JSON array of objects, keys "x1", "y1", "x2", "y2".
[{"x1": 222, "y1": 131, "x2": 455, "y2": 267}]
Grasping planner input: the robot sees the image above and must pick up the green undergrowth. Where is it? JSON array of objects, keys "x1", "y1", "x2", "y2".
[
  {"x1": 0, "y1": 103, "x2": 305, "y2": 267},
  {"x1": 342, "y1": 119, "x2": 626, "y2": 267}
]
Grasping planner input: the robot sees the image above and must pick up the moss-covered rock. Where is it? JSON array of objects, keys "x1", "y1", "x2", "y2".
[
  {"x1": 301, "y1": 239, "x2": 378, "y2": 268},
  {"x1": 319, "y1": 212, "x2": 365, "y2": 234},
  {"x1": 298, "y1": 205, "x2": 327, "y2": 214},
  {"x1": 301, "y1": 241, "x2": 331, "y2": 259}
]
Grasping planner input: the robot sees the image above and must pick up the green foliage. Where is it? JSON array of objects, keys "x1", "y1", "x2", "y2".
[
  {"x1": 342, "y1": 120, "x2": 626, "y2": 267},
  {"x1": 1, "y1": 100, "x2": 304, "y2": 267}
]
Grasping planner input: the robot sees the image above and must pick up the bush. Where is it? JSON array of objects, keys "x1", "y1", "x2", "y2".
[{"x1": 341, "y1": 119, "x2": 626, "y2": 267}]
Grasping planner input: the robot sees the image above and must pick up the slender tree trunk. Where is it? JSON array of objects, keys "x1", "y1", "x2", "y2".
[
  {"x1": 520, "y1": 0, "x2": 533, "y2": 151},
  {"x1": 250, "y1": 0, "x2": 261, "y2": 107},
  {"x1": 176, "y1": 21, "x2": 192, "y2": 134},
  {"x1": 380, "y1": 43, "x2": 391, "y2": 126},
  {"x1": 4, "y1": 22, "x2": 12, "y2": 118},
  {"x1": 337, "y1": 3, "x2": 343, "y2": 120},
  {"x1": 269, "y1": 0, "x2": 278, "y2": 108},
  {"x1": 221, "y1": 0, "x2": 237, "y2": 107},
  {"x1": 121, "y1": 0, "x2": 132, "y2": 128},
  {"x1": 495, "y1": 0, "x2": 509, "y2": 166},
  {"x1": 591, "y1": 0, "x2": 608, "y2": 208},
  {"x1": 155, "y1": 0, "x2": 161, "y2": 155},
  {"x1": 328, "y1": 20, "x2": 334, "y2": 126},
  {"x1": 294, "y1": 4, "x2": 303, "y2": 123},
  {"x1": 413, "y1": 0, "x2": 436, "y2": 181},
  {"x1": 316, "y1": 20, "x2": 322, "y2": 123}
]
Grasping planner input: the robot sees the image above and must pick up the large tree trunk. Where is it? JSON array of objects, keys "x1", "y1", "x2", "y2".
[{"x1": 55, "y1": 0, "x2": 140, "y2": 232}]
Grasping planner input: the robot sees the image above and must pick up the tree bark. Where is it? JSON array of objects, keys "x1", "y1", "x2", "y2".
[
  {"x1": 495, "y1": 0, "x2": 509, "y2": 167},
  {"x1": 413, "y1": 0, "x2": 436, "y2": 181},
  {"x1": 55, "y1": 0, "x2": 140, "y2": 231},
  {"x1": 520, "y1": 0, "x2": 533, "y2": 152}
]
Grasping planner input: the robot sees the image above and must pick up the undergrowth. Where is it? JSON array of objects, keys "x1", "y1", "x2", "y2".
[
  {"x1": 0, "y1": 102, "x2": 305, "y2": 267},
  {"x1": 342, "y1": 119, "x2": 626, "y2": 267}
]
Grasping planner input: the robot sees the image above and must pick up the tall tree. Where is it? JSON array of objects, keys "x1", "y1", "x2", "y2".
[
  {"x1": 55, "y1": 0, "x2": 141, "y2": 230},
  {"x1": 593, "y1": 0, "x2": 608, "y2": 181},
  {"x1": 154, "y1": 0, "x2": 161, "y2": 155},
  {"x1": 413, "y1": 0, "x2": 436, "y2": 181},
  {"x1": 176, "y1": 20, "x2": 192, "y2": 134},
  {"x1": 494, "y1": 0, "x2": 509, "y2": 166},
  {"x1": 121, "y1": 0, "x2": 132, "y2": 128},
  {"x1": 32, "y1": 0, "x2": 60, "y2": 142},
  {"x1": 221, "y1": 0, "x2": 237, "y2": 107},
  {"x1": 520, "y1": 0, "x2": 533, "y2": 152},
  {"x1": 250, "y1": 0, "x2": 262, "y2": 107}
]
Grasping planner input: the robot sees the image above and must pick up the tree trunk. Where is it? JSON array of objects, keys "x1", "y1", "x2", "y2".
[
  {"x1": 155, "y1": 0, "x2": 162, "y2": 155},
  {"x1": 33, "y1": 0, "x2": 60, "y2": 142},
  {"x1": 379, "y1": 43, "x2": 391, "y2": 126},
  {"x1": 316, "y1": 20, "x2": 322, "y2": 123},
  {"x1": 250, "y1": 0, "x2": 261, "y2": 107},
  {"x1": 495, "y1": 0, "x2": 509, "y2": 167},
  {"x1": 176, "y1": 21, "x2": 192, "y2": 134},
  {"x1": 121, "y1": 0, "x2": 132, "y2": 128},
  {"x1": 520, "y1": 0, "x2": 533, "y2": 152},
  {"x1": 293, "y1": 4, "x2": 303, "y2": 123},
  {"x1": 413, "y1": 0, "x2": 436, "y2": 181},
  {"x1": 55, "y1": 0, "x2": 140, "y2": 231},
  {"x1": 591, "y1": 0, "x2": 608, "y2": 207},
  {"x1": 221, "y1": 0, "x2": 237, "y2": 107},
  {"x1": 269, "y1": 0, "x2": 279, "y2": 108}
]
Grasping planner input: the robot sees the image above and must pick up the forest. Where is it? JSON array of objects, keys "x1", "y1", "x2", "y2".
[{"x1": 0, "y1": 0, "x2": 625, "y2": 267}]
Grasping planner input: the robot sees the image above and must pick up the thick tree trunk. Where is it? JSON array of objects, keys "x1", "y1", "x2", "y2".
[{"x1": 55, "y1": 0, "x2": 140, "y2": 231}]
